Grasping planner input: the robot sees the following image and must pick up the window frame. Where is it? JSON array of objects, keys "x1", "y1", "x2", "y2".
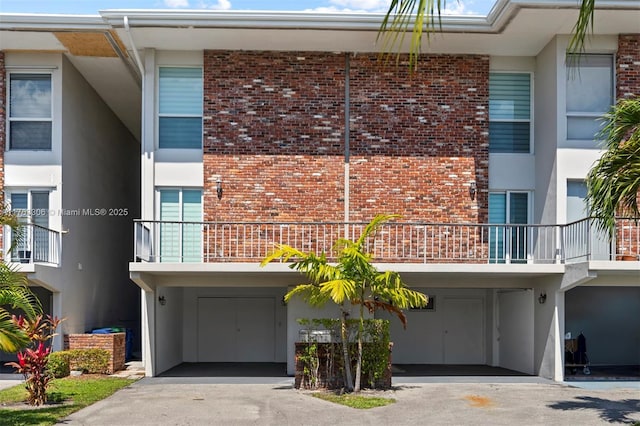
[
  {"x1": 7, "y1": 72, "x2": 53, "y2": 151},
  {"x1": 565, "y1": 54, "x2": 615, "y2": 142},
  {"x1": 5, "y1": 189, "x2": 51, "y2": 263},
  {"x1": 155, "y1": 187, "x2": 204, "y2": 263},
  {"x1": 488, "y1": 71, "x2": 534, "y2": 154},
  {"x1": 489, "y1": 191, "x2": 532, "y2": 225},
  {"x1": 156, "y1": 66, "x2": 204, "y2": 150}
]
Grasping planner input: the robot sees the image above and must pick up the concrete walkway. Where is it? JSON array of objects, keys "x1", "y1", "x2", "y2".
[
  {"x1": 0, "y1": 374, "x2": 22, "y2": 391},
  {"x1": 62, "y1": 378, "x2": 640, "y2": 425}
]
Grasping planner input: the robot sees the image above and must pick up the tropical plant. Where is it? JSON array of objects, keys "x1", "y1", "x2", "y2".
[
  {"x1": 5, "y1": 314, "x2": 63, "y2": 406},
  {"x1": 261, "y1": 214, "x2": 427, "y2": 392},
  {"x1": 379, "y1": 0, "x2": 598, "y2": 70},
  {"x1": 0, "y1": 210, "x2": 41, "y2": 353},
  {"x1": 586, "y1": 97, "x2": 640, "y2": 234}
]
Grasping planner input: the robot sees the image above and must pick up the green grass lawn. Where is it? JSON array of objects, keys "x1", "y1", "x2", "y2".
[
  {"x1": 0, "y1": 376, "x2": 136, "y2": 426},
  {"x1": 311, "y1": 392, "x2": 396, "y2": 409}
]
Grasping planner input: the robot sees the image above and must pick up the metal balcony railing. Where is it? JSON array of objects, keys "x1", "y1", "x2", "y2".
[
  {"x1": 5, "y1": 223, "x2": 62, "y2": 266},
  {"x1": 132, "y1": 218, "x2": 639, "y2": 265}
]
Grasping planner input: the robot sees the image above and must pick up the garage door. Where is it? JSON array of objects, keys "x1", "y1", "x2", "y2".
[
  {"x1": 443, "y1": 298, "x2": 485, "y2": 364},
  {"x1": 197, "y1": 297, "x2": 276, "y2": 362}
]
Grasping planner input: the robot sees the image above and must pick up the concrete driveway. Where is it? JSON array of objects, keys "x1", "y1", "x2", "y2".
[{"x1": 62, "y1": 377, "x2": 640, "y2": 425}]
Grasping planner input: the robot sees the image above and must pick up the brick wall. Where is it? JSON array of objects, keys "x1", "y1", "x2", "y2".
[
  {"x1": 203, "y1": 52, "x2": 488, "y2": 227},
  {"x1": 203, "y1": 51, "x2": 345, "y2": 223},
  {"x1": 617, "y1": 34, "x2": 640, "y2": 99},
  {"x1": 67, "y1": 333, "x2": 126, "y2": 374},
  {"x1": 349, "y1": 55, "x2": 489, "y2": 224}
]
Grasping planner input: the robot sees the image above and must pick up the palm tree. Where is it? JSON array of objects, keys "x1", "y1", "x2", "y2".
[
  {"x1": 0, "y1": 211, "x2": 42, "y2": 353},
  {"x1": 379, "y1": 0, "x2": 598, "y2": 70},
  {"x1": 586, "y1": 98, "x2": 640, "y2": 234},
  {"x1": 261, "y1": 214, "x2": 427, "y2": 392}
]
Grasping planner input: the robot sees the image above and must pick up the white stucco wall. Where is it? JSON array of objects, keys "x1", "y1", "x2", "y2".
[
  {"x1": 533, "y1": 276, "x2": 563, "y2": 380},
  {"x1": 533, "y1": 37, "x2": 560, "y2": 225},
  {"x1": 155, "y1": 286, "x2": 184, "y2": 373},
  {"x1": 56, "y1": 55, "x2": 140, "y2": 339}
]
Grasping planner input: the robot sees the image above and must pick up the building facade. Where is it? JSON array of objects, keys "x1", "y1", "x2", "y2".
[
  {"x1": 2, "y1": 0, "x2": 639, "y2": 380},
  {"x1": 0, "y1": 20, "x2": 141, "y2": 363}
]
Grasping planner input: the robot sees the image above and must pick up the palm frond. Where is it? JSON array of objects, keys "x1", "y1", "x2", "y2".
[
  {"x1": 587, "y1": 97, "x2": 640, "y2": 234},
  {"x1": 378, "y1": 0, "x2": 446, "y2": 71},
  {"x1": 284, "y1": 284, "x2": 330, "y2": 307},
  {"x1": 566, "y1": 0, "x2": 596, "y2": 59},
  {"x1": 319, "y1": 279, "x2": 357, "y2": 305},
  {"x1": 362, "y1": 299, "x2": 408, "y2": 328}
]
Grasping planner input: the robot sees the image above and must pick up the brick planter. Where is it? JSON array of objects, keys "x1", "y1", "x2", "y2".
[{"x1": 66, "y1": 333, "x2": 125, "y2": 374}]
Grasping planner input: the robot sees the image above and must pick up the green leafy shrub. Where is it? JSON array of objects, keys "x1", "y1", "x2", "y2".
[
  {"x1": 68, "y1": 349, "x2": 110, "y2": 374},
  {"x1": 47, "y1": 349, "x2": 110, "y2": 376},
  {"x1": 47, "y1": 351, "x2": 71, "y2": 378}
]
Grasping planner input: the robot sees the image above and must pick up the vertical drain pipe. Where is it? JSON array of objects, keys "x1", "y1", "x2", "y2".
[{"x1": 344, "y1": 53, "x2": 351, "y2": 238}]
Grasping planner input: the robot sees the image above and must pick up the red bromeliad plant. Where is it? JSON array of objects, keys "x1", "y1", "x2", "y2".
[{"x1": 5, "y1": 314, "x2": 64, "y2": 406}]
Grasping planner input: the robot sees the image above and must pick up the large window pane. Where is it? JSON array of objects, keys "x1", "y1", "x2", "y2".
[
  {"x1": 182, "y1": 190, "x2": 202, "y2": 263},
  {"x1": 160, "y1": 190, "x2": 180, "y2": 262},
  {"x1": 158, "y1": 67, "x2": 203, "y2": 149},
  {"x1": 566, "y1": 55, "x2": 613, "y2": 141},
  {"x1": 9, "y1": 74, "x2": 52, "y2": 150},
  {"x1": 489, "y1": 73, "x2": 530, "y2": 120},
  {"x1": 489, "y1": 193, "x2": 506, "y2": 263},
  {"x1": 489, "y1": 122, "x2": 530, "y2": 153},
  {"x1": 159, "y1": 68, "x2": 202, "y2": 115},
  {"x1": 10, "y1": 74, "x2": 51, "y2": 118},
  {"x1": 159, "y1": 117, "x2": 202, "y2": 149},
  {"x1": 489, "y1": 73, "x2": 531, "y2": 153},
  {"x1": 10, "y1": 121, "x2": 52, "y2": 150}
]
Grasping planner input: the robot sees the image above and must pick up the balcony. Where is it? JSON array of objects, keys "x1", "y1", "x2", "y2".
[
  {"x1": 4, "y1": 223, "x2": 62, "y2": 267},
  {"x1": 133, "y1": 218, "x2": 639, "y2": 265}
]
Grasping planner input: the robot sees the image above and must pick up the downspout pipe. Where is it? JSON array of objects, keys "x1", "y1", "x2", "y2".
[{"x1": 344, "y1": 53, "x2": 350, "y2": 236}]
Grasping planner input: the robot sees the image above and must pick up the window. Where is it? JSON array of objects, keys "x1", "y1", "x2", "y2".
[
  {"x1": 8, "y1": 74, "x2": 52, "y2": 150},
  {"x1": 489, "y1": 73, "x2": 531, "y2": 153},
  {"x1": 489, "y1": 192, "x2": 530, "y2": 263},
  {"x1": 158, "y1": 188, "x2": 202, "y2": 262},
  {"x1": 566, "y1": 55, "x2": 614, "y2": 141},
  {"x1": 158, "y1": 67, "x2": 203, "y2": 149},
  {"x1": 8, "y1": 191, "x2": 50, "y2": 262}
]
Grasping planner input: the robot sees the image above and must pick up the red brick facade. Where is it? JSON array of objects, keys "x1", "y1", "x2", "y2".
[
  {"x1": 617, "y1": 34, "x2": 640, "y2": 99},
  {"x1": 349, "y1": 55, "x2": 488, "y2": 223},
  {"x1": 203, "y1": 52, "x2": 488, "y2": 225}
]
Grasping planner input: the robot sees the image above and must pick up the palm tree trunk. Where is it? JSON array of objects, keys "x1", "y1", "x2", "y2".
[
  {"x1": 340, "y1": 310, "x2": 354, "y2": 392},
  {"x1": 354, "y1": 297, "x2": 364, "y2": 392}
]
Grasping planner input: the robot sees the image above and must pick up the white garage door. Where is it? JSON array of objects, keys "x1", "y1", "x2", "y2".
[
  {"x1": 197, "y1": 297, "x2": 276, "y2": 362},
  {"x1": 443, "y1": 298, "x2": 485, "y2": 364}
]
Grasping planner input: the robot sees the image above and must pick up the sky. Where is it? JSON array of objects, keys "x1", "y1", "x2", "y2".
[{"x1": 0, "y1": 0, "x2": 497, "y2": 16}]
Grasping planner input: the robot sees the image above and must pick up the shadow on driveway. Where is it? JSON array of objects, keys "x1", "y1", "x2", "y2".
[{"x1": 548, "y1": 396, "x2": 640, "y2": 424}]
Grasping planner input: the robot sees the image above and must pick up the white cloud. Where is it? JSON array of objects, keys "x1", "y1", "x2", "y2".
[
  {"x1": 200, "y1": 0, "x2": 232, "y2": 10},
  {"x1": 306, "y1": 0, "x2": 479, "y2": 14},
  {"x1": 164, "y1": 0, "x2": 189, "y2": 7},
  {"x1": 328, "y1": 0, "x2": 389, "y2": 12}
]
